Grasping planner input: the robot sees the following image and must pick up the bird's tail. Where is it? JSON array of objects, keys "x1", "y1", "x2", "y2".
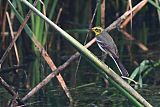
[{"x1": 110, "y1": 55, "x2": 129, "y2": 77}]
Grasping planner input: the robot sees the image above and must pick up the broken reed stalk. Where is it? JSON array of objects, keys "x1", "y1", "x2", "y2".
[
  {"x1": 21, "y1": 0, "x2": 152, "y2": 106},
  {"x1": 0, "y1": 77, "x2": 17, "y2": 97},
  {"x1": 0, "y1": 77, "x2": 25, "y2": 106}
]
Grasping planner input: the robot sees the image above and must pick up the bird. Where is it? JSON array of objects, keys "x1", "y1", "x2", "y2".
[{"x1": 92, "y1": 26, "x2": 129, "y2": 77}]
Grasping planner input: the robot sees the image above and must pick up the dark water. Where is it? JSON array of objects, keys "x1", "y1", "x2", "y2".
[{"x1": 1, "y1": 82, "x2": 159, "y2": 107}]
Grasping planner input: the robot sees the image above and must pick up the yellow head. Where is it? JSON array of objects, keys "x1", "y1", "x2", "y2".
[{"x1": 92, "y1": 27, "x2": 104, "y2": 36}]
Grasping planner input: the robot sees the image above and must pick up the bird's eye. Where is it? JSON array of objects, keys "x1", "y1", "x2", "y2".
[
  {"x1": 95, "y1": 28, "x2": 98, "y2": 32},
  {"x1": 95, "y1": 28, "x2": 101, "y2": 33}
]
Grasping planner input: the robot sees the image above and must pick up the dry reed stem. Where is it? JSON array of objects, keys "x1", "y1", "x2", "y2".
[
  {"x1": 6, "y1": 12, "x2": 20, "y2": 68},
  {"x1": 121, "y1": 29, "x2": 149, "y2": 51},
  {"x1": 121, "y1": 0, "x2": 148, "y2": 28}
]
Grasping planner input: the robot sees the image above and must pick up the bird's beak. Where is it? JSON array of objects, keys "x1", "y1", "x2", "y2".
[
  {"x1": 88, "y1": 28, "x2": 93, "y2": 31},
  {"x1": 91, "y1": 28, "x2": 95, "y2": 32},
  {"x1": 88, "y1": 28, "x2": 95, "y2": 33}
]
